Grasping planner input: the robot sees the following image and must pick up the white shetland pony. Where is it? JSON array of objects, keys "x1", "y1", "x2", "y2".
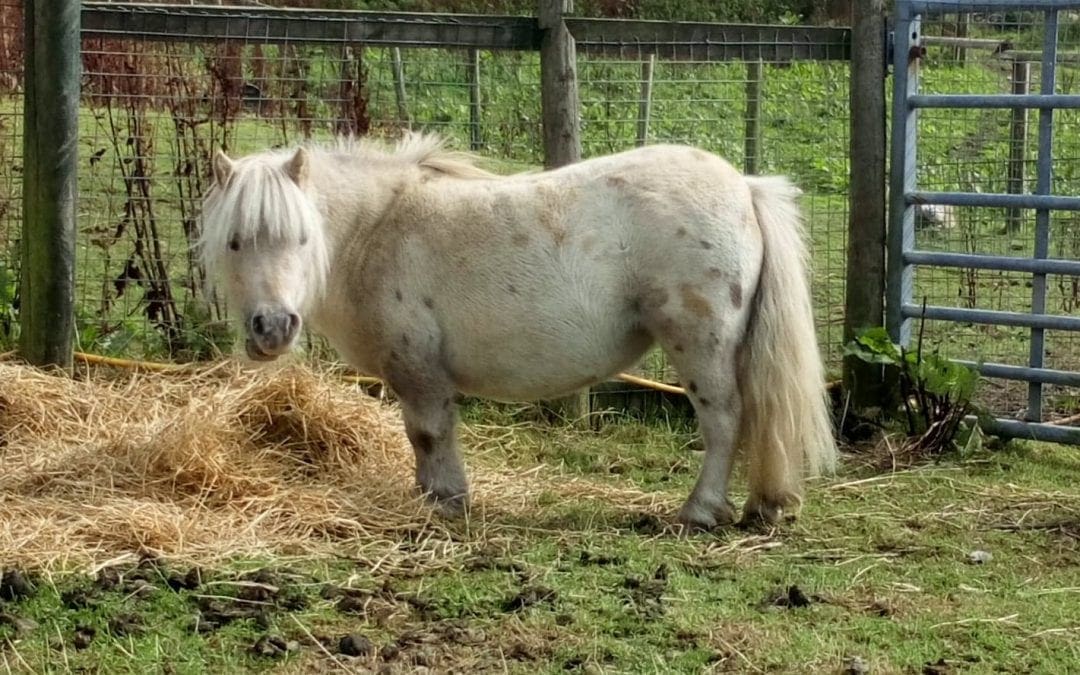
[{"x1": 199, "y1": 134, "x2": 836, "y2": 529}]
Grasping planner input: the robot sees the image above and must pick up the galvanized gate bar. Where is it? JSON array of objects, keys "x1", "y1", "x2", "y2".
[
  {"x1": 909, "y1": 94, "x2": 1080, "y2": 108},
  {"x1": 954, "y1": 361, "x2": 1080, "y2": 388},
  {"x1": 974, "y1": 418, "x2": 1080, "y2": 444},
  {"x1": 910, "y1": 1, "x2": 1080, "y2": 10},
  {"x1": 903, "y1": 251, "x2": 1080, "y2": 276},
  {"x1": 901, "y1": 304, "x2": 1080, "y2": 332},
  {"x1": 907, "y1": 191, "x2": 1080, "y2": 210}
]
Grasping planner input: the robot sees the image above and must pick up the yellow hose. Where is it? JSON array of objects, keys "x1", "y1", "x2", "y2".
[
  {"x1": 614, "y1": 372, "x2": 686, "y2": 395},
  {"x1": 75, "y1": 351, "x2": 192, "y2": 372}
]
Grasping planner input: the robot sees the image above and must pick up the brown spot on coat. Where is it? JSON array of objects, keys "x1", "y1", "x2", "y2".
[
  {"x1": 698, "y1": 397, "x2": 711, "y2": 407},
  {"x1": 707, "y1": 267, "x2": 724, "y2": 279},
  {"x1": 507, "y1": 284, "x2": 518, "y2": 294},
  {"x1": 606, "y1": 175, "x2": 629, "y2": 188},
  {"x1": 730, "y1": 283, "x2": 743, "y2": 308},
  {"x1": 423, "y1": 297, "x2": 435, "y2": 309},
  {"x1": 688, "y1": 381, "x2": 698, "y2": 393},
  {"x1": 401, "y1": 334, "x2": 410, "y2": 346},
  {"x1": 699, "y1": 240, "x2": 713, "y2": 250},
  {"x1": 676, "y1": 227, "x2": 687, "y2": 237},
  {"x1": 673, "y1": 344, "x2": 684, "y2": 353},
  {"x1": 512, "y1": 232, "x2": 530, "y2": 247},
  {"x1": 538, "y1": 188, "x2": 567, "y2": 246},
  {"x1": 395, "y1": 289, "x2": 403, "y2": 302},
  {"x1": 680, "y1": 284, "x2": 713, "y2": 319}
]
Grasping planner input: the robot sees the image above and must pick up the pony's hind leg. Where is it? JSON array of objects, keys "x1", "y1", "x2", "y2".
[
  {"x1": 673, "y1": 349, "x2": 742, "y2": 530},
  {"x1": 648, "y1": 329, "x2": 743, "y2": 530}
]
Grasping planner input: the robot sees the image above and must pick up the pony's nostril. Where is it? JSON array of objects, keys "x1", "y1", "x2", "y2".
[
  {"x1": 287, "y1": 313, "x2": 301, "y2": 334},
  {"x1": 251, "y1": 314, "x2": 268, "y2": 336}
]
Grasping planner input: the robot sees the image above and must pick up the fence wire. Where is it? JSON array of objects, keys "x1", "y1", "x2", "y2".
[{"x1": 910, "y1": 8, "x2": 1080, "y2": 424}]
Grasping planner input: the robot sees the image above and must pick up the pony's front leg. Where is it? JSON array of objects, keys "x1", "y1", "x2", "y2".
[{"x1": 393, "y1": 379, "x2": 469, "y2": 514}]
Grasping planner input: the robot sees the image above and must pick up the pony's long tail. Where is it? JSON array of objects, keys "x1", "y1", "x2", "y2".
[{"x1": 738, "y1": 175, "x2": 837, "y2": 519}]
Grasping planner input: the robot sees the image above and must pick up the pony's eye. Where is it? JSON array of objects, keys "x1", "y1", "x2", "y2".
[{"x1": 228, "y1": 238, "x2": 240, "y2": 252}]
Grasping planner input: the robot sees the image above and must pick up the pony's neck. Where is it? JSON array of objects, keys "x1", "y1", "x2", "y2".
[{"x1": 306, "y1": 151, "x2": 408, "y2": 315}]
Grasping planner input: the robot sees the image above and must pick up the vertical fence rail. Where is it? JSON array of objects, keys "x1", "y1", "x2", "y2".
[
  {"x1": 844, "y1": 0, "x2": 887, "y2": 407},
  {"x1": 20, "y1": 0, "x2": 79, "y2": 369},
  {"x1": 636, "y1": 53, "x2": 654, "y2": 147},
  {"x1": 538, "y1": 0, "x2": 587, "y2": 420},
  {"x1": 467, "y1": 48, "x2": 482, "y2": 150},
  {"x1": 743, "y1": 59, "x2": 763, "y2": 174},
  {"x1": 1027, "y1": 8, "x2": 1059, "y2": 422},
  {"x1": 391, "y1": 47, "x2": 410, "y2": 127},
  {"x1": 1006, "y1": 59, "x2": 1030, "y2": 233},
  {"x1": 887, "y1": 4, "x2": 920, "y2": 350},
  {"x1": 539, "y1": 0, "x2": 580, "y2": 169}
]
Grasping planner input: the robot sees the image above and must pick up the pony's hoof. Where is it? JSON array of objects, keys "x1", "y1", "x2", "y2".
[
  {"x1": 676, "y1": 499, "x2": 737, "y2": 534},
  {"x1": 738, "y1": 501, "x2": 789, "y2": 530},
  {"x1": 424, "y1": 489, "x2": 470, "y2": 517}
]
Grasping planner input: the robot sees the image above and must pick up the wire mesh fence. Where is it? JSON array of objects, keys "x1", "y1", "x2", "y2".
[
  {"x1": 6, "y1": 2, "x2": 1078, "y2": 433},
  {"x1": 908, "y1": 7, "x2": 1080, "y2": 424},
  {"x1": 0, "y1": 2, "x2": 855, "y2": 391},
  {"x1": 0, "y1": 2, "x2": 20, "y2": 349}
]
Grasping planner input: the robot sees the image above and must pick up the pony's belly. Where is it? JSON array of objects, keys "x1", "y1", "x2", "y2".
[{"x1": 448, "y1": 327, "x2": 653, "y2": 402}]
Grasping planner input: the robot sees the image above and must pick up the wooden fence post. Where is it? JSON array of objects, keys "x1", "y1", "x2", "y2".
[
  {"x1": 20, "y1": 0, "x2": 79, "y2": 370},
  {"x1": 538, "y1": 0, "x2": 588, "y2": 422},
  {"x1": 539, "y1": 0, "x2": 581, "y2": 169},
  {"x1": 954, "y1": 12, "x2": 970, "y2": 64},
  {"x1": 843, "y1": 0, "x2": 887, "y2": 407},
  {"x1": 744, "y1": 59, "x2": 763, "y2": 174},
  {"x1": 1007, "y1": 58, "x2": 1030, "y2": 233}
]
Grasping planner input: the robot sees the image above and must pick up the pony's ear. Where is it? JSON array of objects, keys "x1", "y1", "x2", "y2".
[
  {"x1": 285, "y1": 147, "x2": 310, "y2": 188},
  {"x1": 212, "y1": 149, "x2": 234, "y2": 186}
]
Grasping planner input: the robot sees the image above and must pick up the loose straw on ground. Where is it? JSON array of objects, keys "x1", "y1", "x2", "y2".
[{"x1": 0, "y1": 360, "x2": 671, "y2": 572}]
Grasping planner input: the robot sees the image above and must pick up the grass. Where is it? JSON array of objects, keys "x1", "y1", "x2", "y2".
[{"x1": 1, "y1": 407, "x2": 1077, "y2": 674}]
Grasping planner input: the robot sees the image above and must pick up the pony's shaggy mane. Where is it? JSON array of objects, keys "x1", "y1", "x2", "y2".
[{"x1": 333, "y1": 131, "x2": 496, "y2": 180}]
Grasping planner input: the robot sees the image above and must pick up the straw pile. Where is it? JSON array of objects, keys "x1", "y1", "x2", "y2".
[
  {"x1": 0, "y1": 361, "x2": 675, "y2": 572},
  {"x1": 0, "y1": 361, "x2": 435, "y2": 570}
]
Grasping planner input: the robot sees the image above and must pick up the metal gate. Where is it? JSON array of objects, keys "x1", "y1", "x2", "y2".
[{"x1": 888, "y1": 0, "x2": 1080, "y2": 443}]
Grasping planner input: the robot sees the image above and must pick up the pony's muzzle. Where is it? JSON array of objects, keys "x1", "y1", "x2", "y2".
[{"x1": 247, "y1": 309, "x2": 301, "y2": 359}]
